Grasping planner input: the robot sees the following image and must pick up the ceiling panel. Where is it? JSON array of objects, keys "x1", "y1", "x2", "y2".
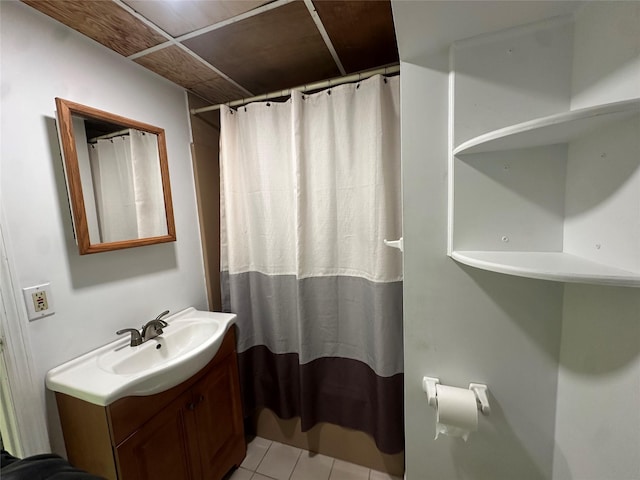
[
  {"x1": 189, "y1": 79, "x2": 249, "y2": 105},
  {"x1": 313, "y1": 1, "x2": 398, "y2": 73},
  {"x1": 22, "y1": 0, "x2": 167, "y2": 57},
  {"x1": 123, "y1": 0, "x2": 270, "y2": 37},
  {"x1": 22, "y1": 0, "x2": 399, "y2": 107},
  {"x1": 133, "y1": 45, "x2": 248, "y2": 103},
  {"x1": 182, "y1": 1, "x2": 340, "y2": 95}
]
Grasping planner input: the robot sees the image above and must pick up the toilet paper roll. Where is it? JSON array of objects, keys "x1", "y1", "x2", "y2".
[{"x1": 435, "y1": 385, "x2": 478, "y2": 441}]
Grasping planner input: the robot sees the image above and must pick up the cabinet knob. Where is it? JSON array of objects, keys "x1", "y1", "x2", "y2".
[{"x1": 187, "y1": 395, "x2": 205, "y2": 411}]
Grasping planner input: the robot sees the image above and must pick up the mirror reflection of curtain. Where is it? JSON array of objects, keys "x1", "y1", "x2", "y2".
[
  {"x1": 72, "y1": 116, "x2": 101, "y2": 243},
  {"x1": 130, "y1": 130, "x2": 166, "y2": 238},
  {"x1": 89, "y1": 135, "x2": 138, "y2": 242},
  {"x1": 89, "y1": 130, "x2": 166, "y2": 242}
]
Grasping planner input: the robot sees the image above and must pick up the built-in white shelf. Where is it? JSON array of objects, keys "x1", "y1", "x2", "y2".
[
  {"x1": 452, "y1": 251, "x2": 640, "y2": 287},
  {"x1": 449, "y1": 16, "x2": 640, "y2": 287},
  {"x1": 453, "y1": 99, "x2": 640, "y2": 156}
]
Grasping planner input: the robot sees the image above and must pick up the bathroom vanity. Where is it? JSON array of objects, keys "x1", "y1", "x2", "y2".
[{"x1": 53, "y1": 327, "x2": 245, "y2": 480}]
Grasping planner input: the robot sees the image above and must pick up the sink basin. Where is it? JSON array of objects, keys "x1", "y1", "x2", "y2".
[
  {"x1": 97, "y1": 320, "x2": 220, "y2": 375},
  {"x1": 46, "y1": 308, "x2": 236, "y2": 406}
]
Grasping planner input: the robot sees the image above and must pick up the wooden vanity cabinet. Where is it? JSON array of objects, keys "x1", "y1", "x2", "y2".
[
  {"x1": 55, "y1": 328, "x2": 246, "y2": 480},
  {"x1": 115, "y1": 390, "x2": 194, "y2": 480}
]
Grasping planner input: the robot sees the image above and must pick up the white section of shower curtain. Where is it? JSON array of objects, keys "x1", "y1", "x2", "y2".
[
  {"x1": 220, "y1": 99, "x2": 296, "y2": 276},
  {"x1": 220, "y1": 74, "x2": 402, "y2": 283}
]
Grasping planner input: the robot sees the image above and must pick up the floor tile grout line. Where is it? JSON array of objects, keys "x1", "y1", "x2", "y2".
[
  {"x1": 254, "y1": 439, "x2": 302, "y2": 480},
  {"x1": 286, "y1": 447, "x2": 303, "y2": 480},
  {"x1": 254, "y1": 438, "x2": 273, "y2": 474},
  {"x1": 293, "y1": 450, "x2": 335, "y2": 480},
  {"x1": 248, "y1": 437, "x2": 398, "y2": 480},
  {"x1": 326, "y1": 456, "x2": 336, "y2": 480}
]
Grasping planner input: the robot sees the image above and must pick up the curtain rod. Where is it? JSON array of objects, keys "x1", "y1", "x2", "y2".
[
  {"x1": 88, "y1": 128, "x2": 130, "y2": 143},
  {"x1": 190, "y1": 64, "x2": 400, "y2": 115}
]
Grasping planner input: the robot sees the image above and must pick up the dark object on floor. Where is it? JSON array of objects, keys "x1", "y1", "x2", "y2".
[{"x1": 1, "y1": 449, "x2": 105, "y2": 480}]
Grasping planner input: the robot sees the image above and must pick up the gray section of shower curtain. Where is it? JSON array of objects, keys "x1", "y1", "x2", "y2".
[{"x1": 221, "y1": 270, "x2": 403, "y2": 377}]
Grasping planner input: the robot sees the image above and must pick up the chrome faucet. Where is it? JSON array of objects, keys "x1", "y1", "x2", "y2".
[
  {"x1": 116, "y1": 310, "x2": 170, "y2": 346},
  {"x1": 141, "y1": 310, "x2": 170, "y2": 342}
]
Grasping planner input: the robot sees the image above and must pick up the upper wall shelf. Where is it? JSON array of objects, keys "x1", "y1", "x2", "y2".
[
  {"x1": 449, "y1": 14, "x2": 639, "y2": 288},
  {"x1": 453, "y1": 98, "x2": 640, "y2": 156}
]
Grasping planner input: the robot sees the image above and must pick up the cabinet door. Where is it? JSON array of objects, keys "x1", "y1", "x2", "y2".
[
  {"x1": 116, "y1": 391, "x2": 194, "y2": 480},
  {"x1": 192, "y1": 353, "x2": 246, "y2": 480}
]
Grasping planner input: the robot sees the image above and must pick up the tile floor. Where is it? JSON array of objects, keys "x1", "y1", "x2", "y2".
[{"x1": 227, "y1": 436, "x2": 402, "y2": 480}]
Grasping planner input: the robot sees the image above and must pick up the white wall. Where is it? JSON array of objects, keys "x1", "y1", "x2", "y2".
[
  {"x1": 400, "y1": 58, "x2": 563, "y2": 480},
  {"x1": 553, "y1": 3, "x2": 640, "y2": 479},
  {"x1": 553, "y1": 285, "x2": 640, "y2": 479},
  {"x1": 394, "y1": 2, "x2": 639, "y2": 479},
  {"x1": 0, "y1": 1, "x2": 207, "y2": 454},
  {"x1": 569, "y1": 1, "x2": 640, "y2": 110}
]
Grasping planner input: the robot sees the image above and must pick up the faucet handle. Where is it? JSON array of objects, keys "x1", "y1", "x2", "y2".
[
  {"x1": 116, "y1": 328, "x2": 143, "y2": 347},
  {"x1": 148, "y1": 310, "x2": 169, "y2": 331},
  {"x1": 141, "y1": 315, "x2": 169, "y2": 341}
]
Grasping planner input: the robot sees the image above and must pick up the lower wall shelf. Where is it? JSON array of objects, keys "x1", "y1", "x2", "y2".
[{"x1": 451, "y1": 251, "x2": 640, "y2": 287}]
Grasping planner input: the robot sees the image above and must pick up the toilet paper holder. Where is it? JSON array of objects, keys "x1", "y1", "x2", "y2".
[{"x1": 422, "y1": 377, "x2": 491, "y2": 415}]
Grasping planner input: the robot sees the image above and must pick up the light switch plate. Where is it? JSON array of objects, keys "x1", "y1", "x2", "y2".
[{"x1": 22, "y1": 283, "x2": 55, "y2": 321}]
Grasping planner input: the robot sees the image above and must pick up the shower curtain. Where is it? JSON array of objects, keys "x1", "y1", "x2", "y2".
[
  {"x1": 220, "y1": 75, "x2": 403, "y2": 454},
  {"x1": 89, "y1": 129, "x2": 165, "y2": 242}
]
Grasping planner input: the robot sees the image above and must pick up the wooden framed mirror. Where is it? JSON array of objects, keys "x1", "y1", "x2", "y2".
[{"x1": 55, "y1": 98, "x2": 176, "y2": 254}]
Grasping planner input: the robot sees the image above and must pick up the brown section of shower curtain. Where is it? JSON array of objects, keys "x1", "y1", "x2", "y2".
[{"x1": 238, "y1": 346, "x2": 404, "y2": 455}]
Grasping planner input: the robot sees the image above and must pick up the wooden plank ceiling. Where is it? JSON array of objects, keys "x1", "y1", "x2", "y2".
[{"x1": 22, "y1": 0, "x2": 398, "y2": 106}]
